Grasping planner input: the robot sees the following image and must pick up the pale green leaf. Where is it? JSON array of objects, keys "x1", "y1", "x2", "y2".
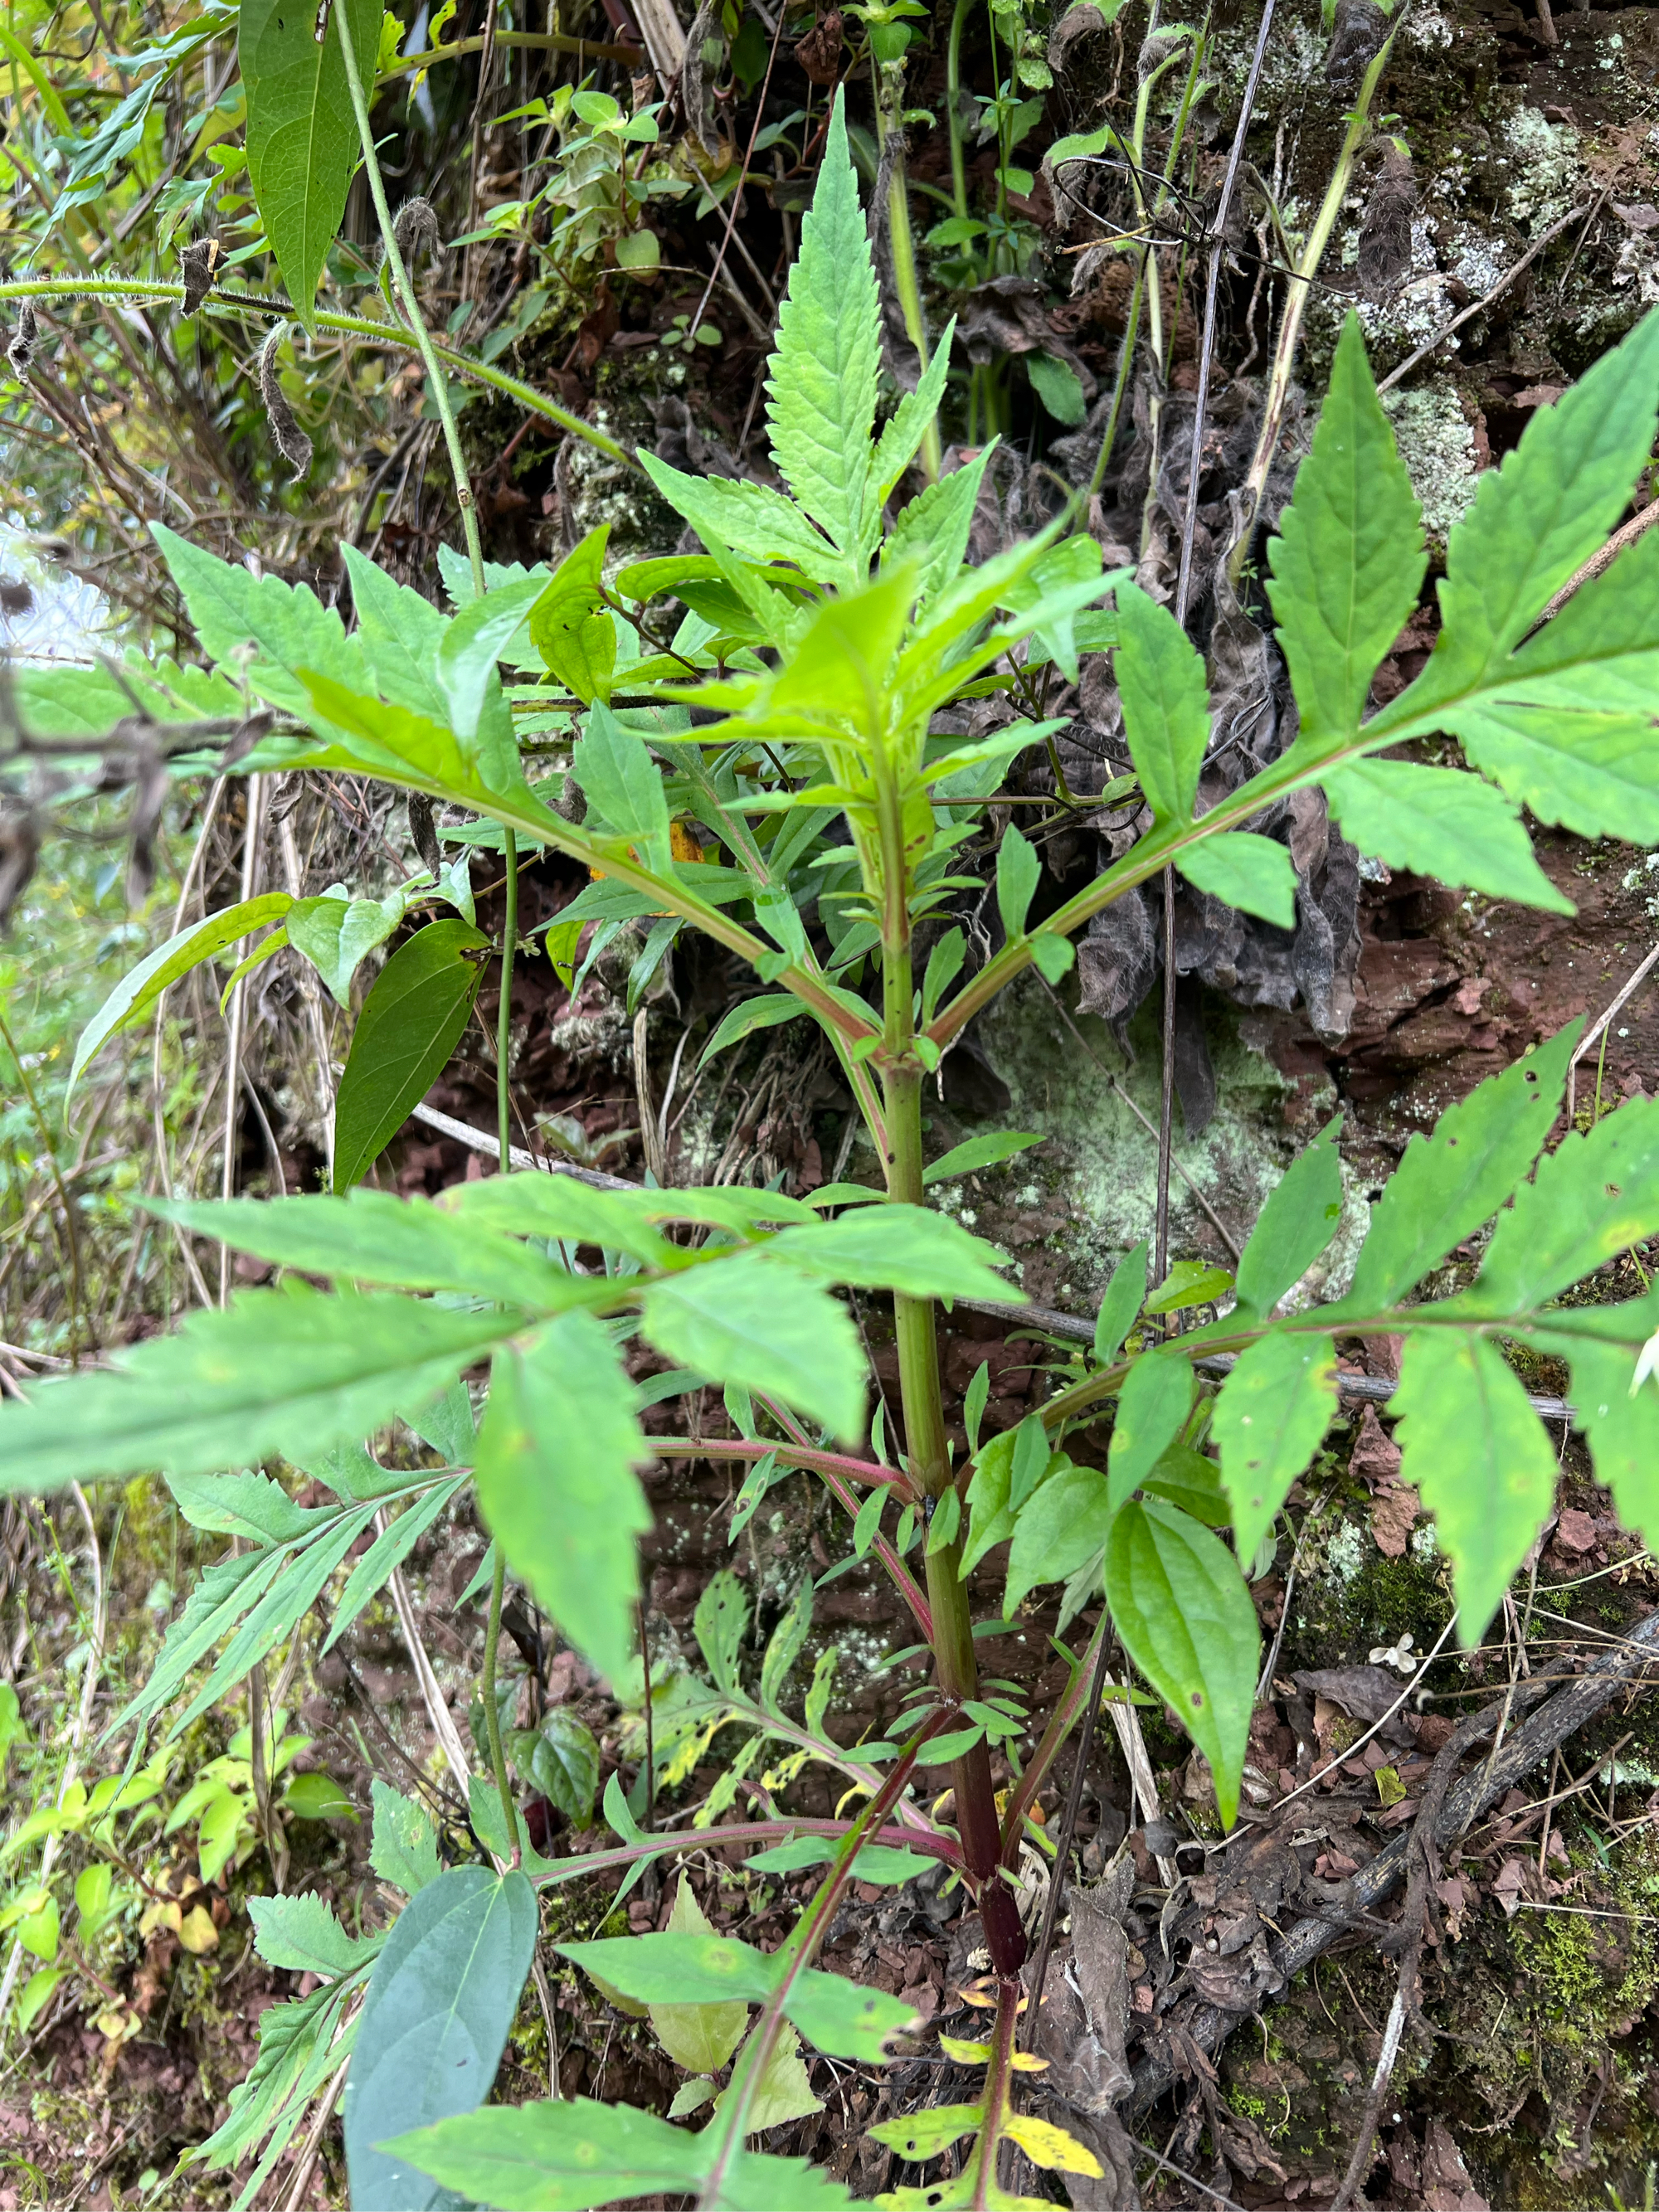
[
  {"x1": 572, "y1": 702, "x2": 673, "y2": 873},
  {"x1": 1005, "y1": 1462, "x2": 1110, "y2": 1613},
  {"x1": 1104, "y1": 1499, "x2": 1258, "y2": 1826},
  {"x1": 1177, "y1": 831, "x2": 1297, "y2": 927},
  {"x1": 528, "y1": 525, "x2": 617, "y2": 705},
  {"x1": 71, "y1": 893, "x2": 294, "y2": 1095},
  {"x1": 151, "y1": 523, "x2": 363, "y2": 718},
  {"x1": 0, "y1": 1291, "x2": 511, "y2": 1496},
  {"x1": 922, "y1": 1130, "x2": 1043, "y2": 1185},
  {"x1": 764, "y1": 1206, "x2": 1018, "y2": 1303},
  {"x1": 1391, "y1": 1330, "x2": 1558, "y2": 1642},
  {"x1": 1094, "y1": 1240, "x2": 1149, "y2": 1366},
  {"x1": 640, "y1": 1255, "x2": 865, "y2": 1441},
  {"x1": 1234, "y1": 1116, "x2": 1344, "y2": 1315},
  {"x1": 764, "y1": 88, "x2": 881, "y2": 558},
  {"x1": 474, "y1": 1309, "x2": 651, "y2": 1688},
  {"x1": 713, "y1": 2024, "x2": 823, "y2": 2132},
  {"x1": 1462, "y1": 1096, "x2": 1659, "y2": 1315},
  {"x1": 1342, "y1": 1023, "x2": 1579, "y2": 1310},
  {"x1": 285, "y1": 893, "x2": 405, "y2": 1009},
  {"x1": 386, "y1": 2098, "x2": 705, "y2": 2211},
  {"x1": 872, "y1": 323, "x2": 960, "y2": 504},
  {"x1": 369, "y1": 1779, "x2": 443, "y2": 1898},
  {"x1": 996, "y1": 823, "x2": 1040, "y2": 941},
  {"x1": 247, "y1": 1892, "x2": 378, "y2": 1979},
  {"x1": 341, "y1": 543, "x2": 448, "y2": 721},
  {"x1": 1211, "y1": 1333, "x2": 1337, "y2": 1564},
  {"x1": 649, "y1": 1879, "x2": 749, "y2": 2075}
]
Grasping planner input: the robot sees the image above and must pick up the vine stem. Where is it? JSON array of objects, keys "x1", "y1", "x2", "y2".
[
  {"x1": 481, "y1": 1546, "x2": 522, "y2": 1863},
  {"x1": 333, "y1": 0, "x2": 485, "y2": 601}
]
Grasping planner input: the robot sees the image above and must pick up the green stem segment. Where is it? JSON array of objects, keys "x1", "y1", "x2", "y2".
[
  {"x1": 333, "y1": 0, "x2": 487, "y2": 599},
  {"x1": 498, "y1": 829, "x2": 518, "y2": 1172},
  {"x1": 481, "y1": 1546, "x2": 521, "y2": 1863}
]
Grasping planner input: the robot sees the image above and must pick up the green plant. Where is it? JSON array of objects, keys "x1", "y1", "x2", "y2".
[{"x1": 9, "y1": 80, "x2": 1659, "y2": 2212}]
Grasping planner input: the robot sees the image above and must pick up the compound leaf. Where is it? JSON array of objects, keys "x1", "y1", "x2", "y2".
[{"x1": 1462, "y1": 1096, "x2": 1659, "y2": 1315}]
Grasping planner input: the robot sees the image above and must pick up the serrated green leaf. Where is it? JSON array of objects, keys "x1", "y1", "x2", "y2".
[
  {"x1": 1416, "y1": 307, "x2": 1659, "y2": 702},
  {"x1": 636, "y1": 456, "x2": 841, "y2": 584},
  {"x1": 341, "y1": 543, "x2": 448, "y2": 721},
  {"x1": 0, "y1": 1291, "x2": 511, "y2": 1497},
  {"x1": 640, "y1": 1255, "x2": 866, "y2": 1441},
  {"x1": 239, "y1": 0, "x2": 383, "y2": 325},
  {"x1": 649, "y1": 1879, "x2": 750, "y2": 2074},
  {"x1": 1107, "y1": 1351, "x2": 1194, "y2": 1514},
  {"x1": 324, "y1": 1479, "x2": 467, "y2": 1654},
  {"x1": 1235, "y1": 1116, "x2": 1344, "y2": 1315},
  {"x1": 695, "y1": 1568, "x2": 750, "y2": 1690},
  {"x1": 562, "y1": 1931, "x2": 774, "y2": 2005},
  {"x1": 873, "y1": 318, "x2": 958, "y2": 504},
  {"x1": 528, "y1": 525, "x2": 616, "y2": 705},
  {"x1": 764, "y1": 1206, "x2": 1017, "y2": 1304},
  {"x1": 369, "y1": 1779, "x2": 443, "y2": 1898},
  {"x1": 70, "y1": 893, "x2": 294, "y2": 1096},
  {"x1": 344, "y1": 1866, "x2": 539, "y2": 2211},
  {"x1": 1557, "y1": 1328, "x2": 1659, "y2": 1555},
  {"x1": 387, "y1": 2098, "x2": 706, "y2": 2211},
  {"x1": 1267, "y1": 312, "x2": 1426, "y2": 747},
  {"x1": 1005, "y1": 1462, "x2": 1110, "y2": 1614},
  {"x1": 333, "y1": 920, "x2": 489, "y2": 1191},
  {"x1": 1113, "y1": 581, "x2": 1209, "y2": 825},
  {"x1": 1343, "y1": 1022, "x2": 1579, "y2": 1310},
  {"x1": 765, "y1": 88, "x2": 880, "y2": 560},
  {"x1": 1211, "y1": 1333, "x2": 1337, "y2": 1564},
  {"x1": 474, "y1": 1309, "x2": 651, "y2": 1688},
  {"x1": 1461, "y1": 1096, "x2": 1659, "y2": 1315},
  {"x1": 1391, "y1": 1330, "x2": 1557, "y2": 1642},
  {"x1": 1094, "y1": 1240, "x2": 1149, "y2": 1366},
  {"x1": 572, "y1": 702, "x2": 673, "y2": 873},
  {"x1": 1321, "y1": 758, "x2": 1571, "y2": 913},
  {"x1": 1177, "y1": 830, "x2": 1297, "y2": 927},
  {"x1": 156, "y1": 1189, "x2": 582, "y2": 1311},
  {"x1": 248, "y1": 1892, "x2": 378, "y2": 1979},
  {"x1": 881, "y1": 447, "x2": 993, "y2": 607},
  {"x1": 285, "y1": 893, "x2": 406, "y2": 1009},
  {"x1": 1104, "y1": 1499, "x2": 1258, "y2": 1826},
  {"x1": 713, "y1": 2023, "x2": 823, "y2": 2132}
]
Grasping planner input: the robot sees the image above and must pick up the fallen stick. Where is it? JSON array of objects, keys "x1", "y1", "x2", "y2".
[{"x1": 1127, "y1": 1605, "x2": 1659, "y2": 2116}]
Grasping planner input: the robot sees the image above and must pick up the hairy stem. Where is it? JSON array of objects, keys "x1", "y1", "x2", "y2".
[
  {"x1": 481, "y1": 1548, "x2": 521, "y2": 1862},
  {"x1": 333, "y1": 0, "x2": 485, "y2": 599}
]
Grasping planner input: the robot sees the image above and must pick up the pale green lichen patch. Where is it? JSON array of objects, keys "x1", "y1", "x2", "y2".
[{"x1": 1382, "y1": 382, "x2": 1479, "y2": 543}]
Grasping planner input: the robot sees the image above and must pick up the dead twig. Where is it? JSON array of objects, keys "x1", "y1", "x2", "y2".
[{"x1": 1375, "y1": 199, "x2": 1591, "y2": 393}]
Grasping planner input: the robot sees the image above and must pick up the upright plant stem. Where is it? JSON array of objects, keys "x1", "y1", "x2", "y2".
[
  {"x1": 946, "y1": 0, "x2": 970, "y2": 220},
  {"x1": 498, "y1": 829, "x2": 518, "y2": 1174},
  {"x1": 333, "y1": 0, "x2": 487, "y2": 601},
  {"x1": 482, "y1": 1547, "x2": 521, "y2": 1861}
]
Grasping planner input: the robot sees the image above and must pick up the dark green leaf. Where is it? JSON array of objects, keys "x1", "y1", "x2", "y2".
[
  {"x1": 1104, "y1": 1500, "x2": 1258, "y2": 1826},
  {"x1": 1320, "y1": 759, "x2": 1572, "y2": 914},
  {"x1": 1106, "y1": 1352, "x2": 1194, "y2": 1514},
  {"x1": 333, "y1": 921, "x2": 489, "y2": 1192},
  {"x1": 344, "y1": 1866, "x2": 539, "y2": 2211},
  {"x1": 640, "y1": 1256, "x2": 865, "y2": 1441},
  {"x1": 1112, "y1": 581, "x2": 1209, "y2": 826},
  {"x1": 239, "y1": 0, "x2": 384, "y2": 323},
  {"x1": 995, "y1": 824, "x2": 1040, "y2": 941},
  {"x1": 782, "y1": 1969, "x2": 919, "y2": 2059},
  {"x1": 1234, "y1": 1116, "x2": 1344, "y2": 1316},
  {"x1": 1093, "y1": 1241, "x2": 1149, "y2": 1366},
  {"x1": 1267, "y1": 313, "x2": 1426, "y2": 748},
  {"x1": 520, "y1": 1709, "x2": 601, "y2": 1826},
  {"x1": 922, "y1": 1130, "x2": 1044, "y2": 1186},
  {"x1": 0, "y1": 1292, "x2": 511, "y2": 1497},
  {"x1": 1005, "y1": 1463, "x2": 1111, "y2": 1614},
  {"x1": 528, "y1": 526, "x2": 616, "y2": 705},
  {"x1": 699, "y1": 994, "x2": 808, "y2": 1067}
]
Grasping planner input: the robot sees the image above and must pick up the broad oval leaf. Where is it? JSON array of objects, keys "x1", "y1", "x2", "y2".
[
  {"x1": 1233, "y1": 1116, "x2": 1344, "y2": 1316},
  {"x1": 387, "y1": 2098, "x2": 705, "y2": 2211},
  {"x1": 1104, "y1": 1498, "x2": 1258, "y2": 1826},
  {"x1": 559, "y1": 1931, "x2": 775, "y2": 2007},
  {"x1": 1211, "y1": 1331, "x2": 1337, "y2": 1566},
  {"x1": 1005, "y1": 1462, "x2": 1110, "y2": 1614},
  {"x1": 286, "y1": 892, "x2": 406, "y2": 1009},
  {"x1": 1112, "y1": 581, "x2": 1209, "y2": 826},
  {"x1": 343, "y1": 1864, "x2": 538, "y2": 2212},
  {"x1": 333, "y1": 920, "x2": 489, "y2": 1193},
  {"x1": 1106, "y1": 1351, "x2": 1194, "y2": 1515},
  {"x1": 1176, "y1": 830, "x2": 1297, "y2": 928}
]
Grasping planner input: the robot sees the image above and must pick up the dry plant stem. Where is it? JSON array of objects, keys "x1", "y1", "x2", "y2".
[
  {"x1": 384, "y1": 1548, "x2": 474, "y2": 1791},
  {"x1": 1020, "y1": 1611, "x2": 1116, "y2": 2049},
  {"x1": 276, "y1": 2050, "x2": 351, "y2": 2212},
  {"x1": 481, "y1": 1547, "x2": 521, "y2": 1862},
  {"x1": 1000, "y1": 1604, "x2": 1110, "y2": 1860},
  {"x1": 278, "y1": 810, "x2": 336, "y2": 1179},
  {"x1": 327, "y1": 1, "x2": 484, "y2": 597},
  {"x1": 1224, "y1": 32, "x2": 1397, "y2": 591},
  {"x1": 638, "y1": 1599, "x2": 654, "y2": 1831},
  {"x1": 0, "y1": 1004, "x2": 85, "y2": 1349},
  {"x1": 1535, "y1": 491, "x2": 1659, "y2": 634},
  {"x1": 0, "y1": 1484, "x2": 103, "y2": 2040},
  {"x1": 382, "y1": 27, "x2": 644, "y2": 75},
  {"x1": 1174, "y1": 0, "x2": 1279, "y2": 624}
]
